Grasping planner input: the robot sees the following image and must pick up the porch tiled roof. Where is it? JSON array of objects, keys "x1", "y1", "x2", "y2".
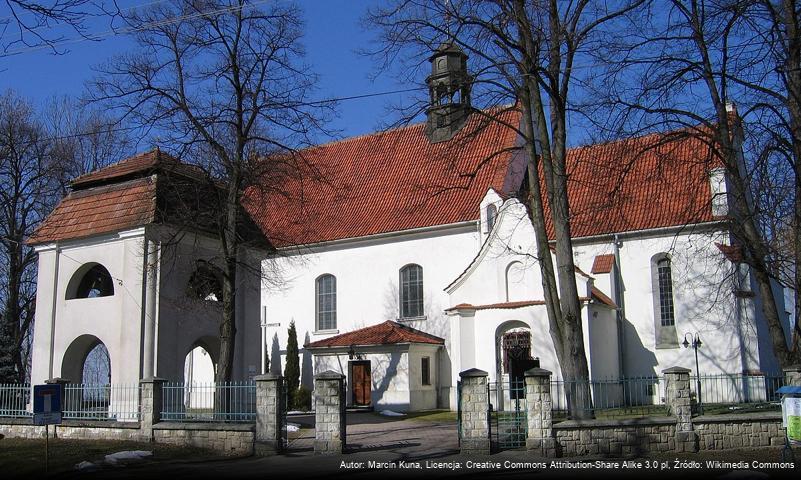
[
  {"x1": 304, "y1": 320, "x2": 445, "y2": 349},
  {"x1": 591, "y1": 254, "x2": 615, "y2": 274}
]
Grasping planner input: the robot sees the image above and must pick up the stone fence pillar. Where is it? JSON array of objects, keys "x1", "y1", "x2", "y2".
[
  {"x1": 524, "y1": 368, "x2": 556, "y2": 457},
  {"x1": 663, "y1": 367, "x2": 697, "y2": 452},
  {"x1": 459, "y1": 368, "x2": 491, "y2": 455},
  {"x1": 314, "y1": 371, "x2": 345, "y2": 454},
  {"x1": 254, "y1": 374, "x2": 284, "y2": 455},
  {"x1": 139, "y1": 377, "x2": 166, "y2": 442},
  {"x1": 784, "y1": 366, "x2": 801, "y2": 386}
]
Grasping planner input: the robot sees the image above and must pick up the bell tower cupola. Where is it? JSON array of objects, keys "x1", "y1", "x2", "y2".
[{"x1": 425, "y1": 42, "x2": 472, "y2": 143}]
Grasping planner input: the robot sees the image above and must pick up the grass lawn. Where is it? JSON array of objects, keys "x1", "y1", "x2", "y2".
[{"x1": 0, "y1": 437, "x2": 218, "y2": 477}]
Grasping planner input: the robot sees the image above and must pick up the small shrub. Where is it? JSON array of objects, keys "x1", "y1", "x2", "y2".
[{"x1": 291, "y1": 386, "x2": 312, "y2": 411}]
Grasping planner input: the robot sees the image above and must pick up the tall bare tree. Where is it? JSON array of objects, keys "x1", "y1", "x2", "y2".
[
  {"x1": 89, "y1": 0, "x2": 331, "y2": 382},
  {"x1": 0, "y1": 91, "x2": 59, "y2": 382},
  {"x1": 1, "y1": 0, "x2": 95, "y2": 53},
  {"x1": 367, "y1": 0, "x2": 644, "y2": 418},
  {"x1": 592, "y1": 0, "x2": 800, "y2": 366}
]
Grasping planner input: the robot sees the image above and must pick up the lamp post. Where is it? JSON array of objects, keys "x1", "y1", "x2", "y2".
[{"x1": 682, "y1": 332, "x2": 703, "y2": 413}]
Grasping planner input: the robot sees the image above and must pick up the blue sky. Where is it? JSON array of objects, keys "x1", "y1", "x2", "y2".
[{"x1": 0, "y1": 0, "x2": 414, "y2": 139}]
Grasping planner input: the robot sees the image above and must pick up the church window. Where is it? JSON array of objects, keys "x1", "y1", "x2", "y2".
[
  {"x1": 67, "y1": 263, "x2": 115, "y2": 299},
  {"x1": 400, "y1": 264, "x2": 424, "y2": 319},
  {"x1": 657, "y1": 258, "x2": 675, "y2": 326},
  {"x1": 652, "y1": 253, "x2": 679, "y2": 347},
  {"x1": 421, "y1": 357, "x2": 431, "y2": 386},
  {"x1": 316, "y1": 274, "x2": 337, "y2": 331},
  {"x1": 188, "y1": 261, "x2": 223, "y2": 302}
]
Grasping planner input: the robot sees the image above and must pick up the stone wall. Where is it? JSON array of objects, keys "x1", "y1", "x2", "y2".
[
  {"x1": 694, "y1": 413, "x2": 786, "y2": 450},
  {"x1": 0, "y1": 418, "x2": 143, "y2": 442},
  {"x1": 153, "y1": 423, "x2": 254, "y2": 456},
  {"x1": 554, "y1": 418, "x2": 676, "y2": 456}
]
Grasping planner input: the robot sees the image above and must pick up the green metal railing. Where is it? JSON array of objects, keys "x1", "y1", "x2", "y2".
[
  {"x1": 63, "y1": 383, "x2": 141, "y2": 421},
  {"x1": 161, "y1": 381, "x2": 256, "y2": 422},
  {"x1": 691, "y1": 373, "x2": 784, "y2": 415},
  {"x1": 0, "y1": 383, "x2": 31, "y2": 417},
  {"x1": 488, "y1": 379, "x2": 527, "y2": 451},
  {"x1": 551, "y1": 376, "x2": 667, "y2": 419}
]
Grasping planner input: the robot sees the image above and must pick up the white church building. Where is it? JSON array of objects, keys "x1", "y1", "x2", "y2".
[{"x1": 27, "y1": 45, "x2": 792, "y2": 413}]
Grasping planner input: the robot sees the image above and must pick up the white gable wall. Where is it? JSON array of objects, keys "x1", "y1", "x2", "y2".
[{"x1": 262, "y1": 222, "x2": 482, "y2": 406}]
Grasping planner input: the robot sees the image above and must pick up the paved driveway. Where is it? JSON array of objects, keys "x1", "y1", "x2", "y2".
[{"x1": 284, "y1": 411, "x2": 459, "y2": 458}]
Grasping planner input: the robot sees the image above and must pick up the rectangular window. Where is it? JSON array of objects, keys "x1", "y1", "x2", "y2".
[{"x1": 421, "y1": 357, "x2": 431, "y2": 386}]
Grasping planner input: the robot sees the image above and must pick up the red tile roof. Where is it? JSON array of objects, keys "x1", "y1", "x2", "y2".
[
  {"x1": 716, "y1": 243, "x2": 743, "y2": 263},
  {"x1": 70, "y1": 148, "x2": 205, "y2": 188},
  {"x1": 245, "y1": 110, "x2": 722, "y2": 247},
  {"x1": 243, "y1": 107, "x2": 524, "y2": 247},
  {"x1": 554, "y1": 131, "x2": 723, "y2": 239},
  {"x1": 304, "y1": 320, "x2": 445, "y2": 349},
  {"x1": 591, "y1": 254, "x2": 615, "y2": 274},
  {"x1": 28, "y1": 177, "x2": 158, "y2": 245},
  {"x1": 31, "y1": 109, "x2": 724, "y2": 248}
]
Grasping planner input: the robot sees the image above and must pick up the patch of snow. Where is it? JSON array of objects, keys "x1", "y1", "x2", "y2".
[
  {"x1": 286, "y1": 423, "x2": 301, "y2": 432},
  {"x1": 287, "y1": 410, "x2": 311, "y2": 415},
  {"x1": 104, "y1": 450, "x2": 153, "y2": 466},
  {"x1": 379, "y1": 410, "x2": 406, "y2": 417},
  {"x1": 75, "y1": 461, "x2": 99, "y2": 472}
]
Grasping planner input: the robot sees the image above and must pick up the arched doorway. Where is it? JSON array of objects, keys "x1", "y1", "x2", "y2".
[
  {"x1": 61, "y1": 335, "x2": 118, "y2": 419},
  {"x1": 494, "y1": 321, "x2": 538, "y2": 409},
  {"x1": 183, "y1": 344, "x2": 216, "y2": 415}
]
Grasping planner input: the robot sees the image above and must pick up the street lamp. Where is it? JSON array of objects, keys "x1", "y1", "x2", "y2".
[{"x1": 682, "y1": 332, "x2": 703, "y2": 413}]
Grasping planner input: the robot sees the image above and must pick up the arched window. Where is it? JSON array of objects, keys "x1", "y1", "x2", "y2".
[
  {"x1": 316, "y1": 274, "x2": 337, "y2": 331},
  {"x1": 66, "y1": 264, "x2": 115, "y2": 299},
  {"x1": 486, "y1": 204, "x2": 498, "y2": 232},
  {"x1": 505, "y1": 261, "x2": 526, "y2": 302},
  {"x1": 652, "y1": 253, "x2": 678, "y2": 348},
  {"x1": 400, "y1": 264, "x2": 424, "y2": 319},
  {"x1": 188, "y1": 261, "x2": 223, "y2": 302},
  {"x1": 657, "y1": 258, "x2": 675, "y2": 326}
]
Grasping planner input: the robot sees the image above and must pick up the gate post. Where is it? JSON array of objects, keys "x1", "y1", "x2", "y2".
[
  {"x1": 139, "y1": 377, "x2": 165, "y2": 442},
  {"x1": 524, "y1": 368, "x2": 556, "y2": 456},
  {"x1": 254, "y1": 373, "x2": 284, "y2": 456},
  {"x1": 314, "y1": 370, "x2": 346, "y2": 455},
  {"x1": 458, "y1": 368, "x2": 491, "y2": 455},
  {"x1": 785, "y1": 365, "x2": 801, "y2": 386},
  {"x1": 663, "y1": 366, "x2": 698, "y2": 452}
]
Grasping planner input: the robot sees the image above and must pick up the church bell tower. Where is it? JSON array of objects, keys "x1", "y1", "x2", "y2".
[{"x1": 425, "y1": 43, "x2": 472, "y2": 143}]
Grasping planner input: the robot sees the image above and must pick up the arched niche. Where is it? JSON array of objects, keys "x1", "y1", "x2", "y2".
[{"x1": 65, "y1": 263, "x2": 115, "y2": 299}]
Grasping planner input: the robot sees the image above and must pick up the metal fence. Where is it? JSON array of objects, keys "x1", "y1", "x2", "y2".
[
  {"x1": 63, "y1": 383, "x2": 141, "y2": 421},
  {"x1": 161, "y1": 381, "x2": 256, "y2": 422},
  {"x1": 488, "y1": 379, "x2": 527, "y2": 450},
  {"x1": 551, "y1": 376, "x2": 667, "y2": 419},
  {"x1": 691, "y1": 374, "x2": 784, "y2": 414},
  {"x1": 0, "y1": 383, "x2": 32, "y2": 417}
]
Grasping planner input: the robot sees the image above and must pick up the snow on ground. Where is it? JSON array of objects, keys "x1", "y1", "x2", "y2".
[
  {"x1": 287, "y1": 423, "x2": 301, "y2": 432},
  {"x1": 104, "y1": 451, "x2": 153, "y2": 465},
  {"x1": 379, "y1": 410, "x2": 406, "y2": 417}
]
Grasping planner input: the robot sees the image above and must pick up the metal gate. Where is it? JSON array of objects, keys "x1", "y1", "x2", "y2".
[
  {"x1": 456, "y1": 380, "x2": 462, "y2": 447},
  {"x1": 281, "y1": 378, "x2": 289, "y2": 449},
  {"x1": 488, "y1": 379, "x2": 527, "y2": 451}
]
